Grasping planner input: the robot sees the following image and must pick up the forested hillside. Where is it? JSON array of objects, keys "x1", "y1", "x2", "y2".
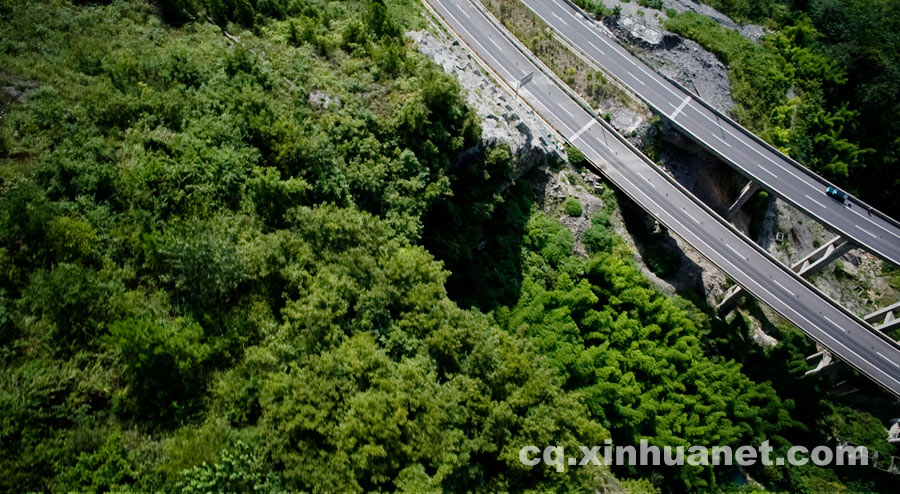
[
  {"x1": 0, "y1": 1, "x2": 605, "y2": 490},
  {"x1": 665, "y1": 0, "x2": 900, "y2": 216},
  {"x1": 0, "y1": 0, "x2": 896, "y2": 492}
]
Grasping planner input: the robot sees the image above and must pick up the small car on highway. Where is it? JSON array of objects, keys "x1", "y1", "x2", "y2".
[{"x1": 826, "y1": 186, "x2": 847, "y2": 203}]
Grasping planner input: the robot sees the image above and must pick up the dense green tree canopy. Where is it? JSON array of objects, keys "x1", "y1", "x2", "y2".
[
  {"x1": 1, "y1": 0, "x2": 896, "y2": 492},
  {"x1": 668, "y1": 0, "x2": 900, "y2": 214}
]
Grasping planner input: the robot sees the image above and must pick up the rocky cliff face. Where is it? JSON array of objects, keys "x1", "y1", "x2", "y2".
[
  {"x1": 411, "y1": 6, "x2": 899, "y2": 324},
  {"x1": 407, "y1": 27, "x2": 563, "y2": 178}
]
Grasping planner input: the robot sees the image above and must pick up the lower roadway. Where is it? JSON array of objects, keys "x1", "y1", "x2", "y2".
[
  {"x1": 520, "y1": 0, "x2": 900, "y2": 267},
  {"x1": 425, "y1": 0, "x2": 900, "y2": 396}
]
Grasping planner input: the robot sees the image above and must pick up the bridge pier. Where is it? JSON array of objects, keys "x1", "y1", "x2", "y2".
[
  {"x1": 864, "y1": 301, "x2": 900, "y2": 333},
  {"x1": 725, "y1": 180, "x2": 760, "y2": 220},
  {"x1": 716, "y1": 284, "x2": 743, "y2": 315},
  {"x1": 717, "y1": 236, "x2": 853, "y2": 315},
  {"x1": 790, "y1": 236, "x2": 854, "y2": 277},
  {"x1": 804, "y1": 346, "x2": 834, "y2": 375}
]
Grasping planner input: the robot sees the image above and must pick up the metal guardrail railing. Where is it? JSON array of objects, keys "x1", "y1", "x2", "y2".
[
  {"x1": 557, "y1": 0, "x2": 900, "y2": 241},
  {"x1": 469, "y1": 0, "x2": 900, "y2": 354},
  {"x1": 423, "y1": 0, "x2": 900, "y2": 396}
]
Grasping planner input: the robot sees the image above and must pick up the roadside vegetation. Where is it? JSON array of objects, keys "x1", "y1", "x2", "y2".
[
  {"x1": 1, "y1": 0, "x2": 601, "y2": 490},
  {"x1": 483, "y1": 0, "x2": 627, "y2": 109},
  {"x1": 0, "y1": 0, "x2": 897, "y2": 492},
  {"x1": 664, "y1": 0, "x2": 900, "y2": 216}
]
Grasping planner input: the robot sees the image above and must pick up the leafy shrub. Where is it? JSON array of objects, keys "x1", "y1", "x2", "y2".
[
  {"x1": 46, "y1": 216, "x2": 97, "y2": 262},
  {"x1": 524, "y1": 212, "x2": 574, "y2": 267},
  {"x1": 638, "y1": 0, "x2": 663, "y2": 10},
  {"x1": 178, "y1": 440, "x2": 277, "y2": 493},
  {"x1": 583, "y1": 212, "x2": 614, "y2": 253},
  {"x1": 0, "y1": 183, "x2": 54, "y2": 260},
  {"x1": 563, "y1": 196, "x2": 583, "y2": 217},
  {"x1": 148, "y1": 216, "x2": 247, "y2": 313},
  {"x1": 55, "y1": 430, "x2": 143, "y2": 492},
  {"x1": 24, "y1": 263, "x2": 118, "y2": 346},
  {"x1": 564, "y1": 142, "x2": 586, "y2": 165},
  {"x1": 107, "y1": 316, "x2": 209, "y2": 422},
  {"x1": 572, "y1": 0, "x2": 611, "y2": 17}
]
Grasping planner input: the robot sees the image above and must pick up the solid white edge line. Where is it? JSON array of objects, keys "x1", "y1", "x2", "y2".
[
  {"x1": 438, "y1": 0, "x2": 900, "y2": 391},
  {"x1": 442, "y1": 4, "x2": 517, "y2": 81},
  {"x1": 615, "y1": 167, "x2": 900, "y2": 389}
]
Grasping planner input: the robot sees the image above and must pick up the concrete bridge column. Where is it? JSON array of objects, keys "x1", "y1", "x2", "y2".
[
  {"x1": 805, "y1": 345, "x2": 834, "y2": 375},
  {"x1": 790, "y1": 236, "x2": 854, "y2": 277},
  {"x1": 725, "y1": 181, "x2": 760, "y2": 220},
  {"x1": 865, "y1": 301, "x2": 900, "y2": 333},
  {"x1": 717, "y1": 236, "x2": 853, "y2": 316}
]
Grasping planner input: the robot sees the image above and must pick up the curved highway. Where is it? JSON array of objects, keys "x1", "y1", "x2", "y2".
[
  {"x1": 519, "y1": 0, "x2": 900, "y2": 266},
  {"x1": 423, "y1": 0, "x2": 900, "y2": 396}
]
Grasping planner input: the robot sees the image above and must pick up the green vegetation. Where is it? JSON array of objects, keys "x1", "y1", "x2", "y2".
[
  {"x1": 484, "y1": 0, "x2": 623, "y2": 108},
  {"x1": 583, "y1": 212, "x2": 616, "y2": 253},
  {"x1": 572, "y1": 0, "x2": 613, "y2": 18},
  {"x1": 882, "y1": 264, "x2": 900, "y2": 292},
  {"x1": 0, "y1": 0, "x2": 606, "y2": 490},
  {"x1": 564, "y1": 197, "x2": 584, "y2": 217},
  {"x1": 1, "y1": 0, "x2": 897, "y2": 492},
  {"x1": 501, "y1": 211, "x2": 792, "y2": 490},
  {"x1": 565, "y1": 142, "x2": 587, "y2": 165},
  {"x1": 664, "y1": 12, "x2": 791, "y2": 133},
  {"x1": 666, "y1": 1, "x2": 900, "y2": 216},
  {"x1": 638, "y1": 0, "x2": 664, "y2": 10}
]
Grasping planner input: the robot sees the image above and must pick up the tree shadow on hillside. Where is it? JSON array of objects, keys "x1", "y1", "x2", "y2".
[
  {"x1": 422, "y1": 149, "x2": 549, "y2": 311},
  {"x1": 617, "y1": 192, "x2": 708, "y2": 297}
]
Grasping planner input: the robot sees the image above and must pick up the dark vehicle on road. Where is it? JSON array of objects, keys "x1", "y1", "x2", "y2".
[{"x1": 826, "y1": 186, "x2": 847, "y2": 203}]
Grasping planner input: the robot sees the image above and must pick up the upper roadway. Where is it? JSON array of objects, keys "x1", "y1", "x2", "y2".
[
  {"x1": 519, "y1": 0, "x2": 900, "y2": 266},
  {"x1": 424, "y1": 0, "x2": 900, "y2": 396}
]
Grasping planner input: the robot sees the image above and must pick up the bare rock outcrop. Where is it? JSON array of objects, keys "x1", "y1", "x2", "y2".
[{"x1": 407, "y1": 27, "x2": 563, "y2": 175}]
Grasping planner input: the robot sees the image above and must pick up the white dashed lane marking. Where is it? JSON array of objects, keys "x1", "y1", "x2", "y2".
[
  {"x1": 804, "y1": 194, "x2": 826, "y2": 209},
  {"x1": 640, "y1": 174, "x2": 656, "y2": 189},
  {"x1": 772, "y1": 279, "x2": 795, "y2": 297},
  {"x1": 856, "y1": 224, "x2": 878, "y2": 239},
  {"x1": 552, "y1": 11, "x2": 568, "y2": 25},
  {"x1": 877, "y1": 352, "x2": 900, "y2": 369}
]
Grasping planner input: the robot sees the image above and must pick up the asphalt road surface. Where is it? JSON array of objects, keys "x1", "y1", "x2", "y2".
[
  {"x1": 520, "y1": 0, "x2": 900, "y2": 267},
  {"x1": 424, "y1": 0, "x2": 900, "y2": 396}
]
